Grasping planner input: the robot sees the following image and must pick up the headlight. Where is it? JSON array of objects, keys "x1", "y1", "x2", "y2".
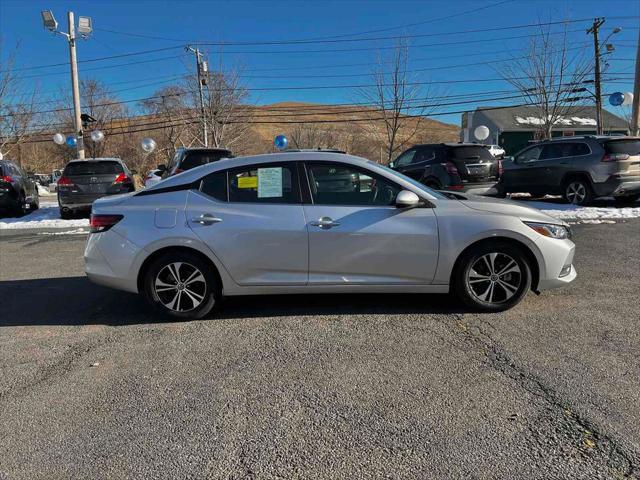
[{"x1": 524, "y1": 222, "x2": 571, "y2": 239}]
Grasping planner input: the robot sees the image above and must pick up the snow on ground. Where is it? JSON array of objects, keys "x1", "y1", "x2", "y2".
[
  {"x1": 524, "y1": 200, "x2": 640, "y2": 221},
  {"x1": 0, "y1": 200, "x2": 89, "y2": 230}
]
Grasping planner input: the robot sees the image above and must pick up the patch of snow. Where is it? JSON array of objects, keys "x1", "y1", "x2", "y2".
[
  {"x1": 524, "y1": 200, "x2": 640, "y2": 220},
  {"x1": 37, "y1": 184, "x2": 55, "y2": 196},
  {"x1": 37, "y1": 228, "x2": 88, "y2": 235},
  {"x1": 0, "y1": 202, "x2": 89, "y2": 229},
  {"x1": 514, "y1": 115, "x2": 596, "y2": 126}
]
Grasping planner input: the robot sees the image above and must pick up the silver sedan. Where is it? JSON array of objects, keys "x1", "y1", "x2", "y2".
[{"x1": 85, "y1": 151, "x2": 576, "y2": 319}]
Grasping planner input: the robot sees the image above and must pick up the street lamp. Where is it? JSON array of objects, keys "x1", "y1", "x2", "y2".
[{"x1": 41, "y1": 9, "x2": 93, "y2": 160}]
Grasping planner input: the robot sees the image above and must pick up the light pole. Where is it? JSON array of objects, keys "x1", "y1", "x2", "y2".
[
  {"x1": 41, "y1": 10, "x2": 92, "y2": 160},
  {"x1": 187, "y1": 46, "x2": 209, "y2": 147}
]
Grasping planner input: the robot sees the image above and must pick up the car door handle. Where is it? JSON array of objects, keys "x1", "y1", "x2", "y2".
[
  {"x1": 192, "y1": 214, "x2": 222, "y2": 225},
  {"x1": 310, "y1": 217, "x2": 340, "y2": 229}
]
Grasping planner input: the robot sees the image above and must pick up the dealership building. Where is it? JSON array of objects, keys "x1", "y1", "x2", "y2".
[{"x1": 461, "y1": 106, "x2": 630, "y2": 155}]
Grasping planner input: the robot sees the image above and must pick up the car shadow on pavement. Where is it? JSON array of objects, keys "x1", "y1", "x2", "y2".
[{"x1": 0, "y1": 276, "x2": 466, "y2": 327}]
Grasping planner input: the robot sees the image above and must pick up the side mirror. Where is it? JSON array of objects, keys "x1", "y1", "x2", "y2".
[
  {"x1": 156, "y1": 164, "x2": 167, "y2": 171},
  {"x1": 395, "y1": 190, "x2": 421, "y2": 208}
]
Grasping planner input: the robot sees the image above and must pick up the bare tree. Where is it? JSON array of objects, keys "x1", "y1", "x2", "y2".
[
  {"x1": 185, "y1": 67, "x2": 250, "y2": 151},
  {"x1": 500, "y1": 24, "x2": 592, "y2": 140},
  {"x1": 140, "y1": 85, "x2": 192, "y2": 162},
  {"x1": 0, "y1": 44, "x2": 38, "y2": 161},
  {"x1": 359, "y1": 41, "x2": 435, "y2": 163}
]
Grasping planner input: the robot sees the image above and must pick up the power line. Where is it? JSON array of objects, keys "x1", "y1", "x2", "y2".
[{"x1": 4, "y1": 73, "x2": 632, "y2": 116}]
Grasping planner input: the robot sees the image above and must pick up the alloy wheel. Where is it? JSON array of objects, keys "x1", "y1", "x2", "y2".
[
  {"x1": 466, "y1": 253, "x2": 522, "y2": 304},
  {"x1": 154, "y1": 262, "x2": 207, "y2": 312},
  {"x1": 566, "y1": 182, "x2": 586, "y2": 205}
]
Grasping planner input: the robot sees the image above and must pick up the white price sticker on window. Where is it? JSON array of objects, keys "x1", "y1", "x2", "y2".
[{"x1": 258, "y1": 167, "x2": 283, "y2": 198}]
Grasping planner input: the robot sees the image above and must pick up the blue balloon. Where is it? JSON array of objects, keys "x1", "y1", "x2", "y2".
[
  {"x1": 274, "y1": 134, "x2": 288, "y2": 150},
  {"x1": 65, "y1": 135, "x2": 77, "y2": 147},
  {"x1": 609, "y1": 92, "x2": 624, "y2": 107}
]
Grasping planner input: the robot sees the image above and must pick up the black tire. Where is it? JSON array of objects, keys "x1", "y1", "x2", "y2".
[
  {"x1": 425, "y1": 180, "x2": 441, "y2": 190},
  {"x1": 563, "y1": 177, "x2": 594, "y2": 206},
  {"x1": 60, "y1": 209, "x2": 72, "y2": 220},
  {"x1": 30, "y1": 195, "x2": 39, "y2": 211},
  {"x1": 12, "y1": 192, "x2": 27, "y2": 217},
  {"x1": 614, "y1": 194, "x2": 639, "y2": 206},
  {"x1": 494, "y1": 184, "x2": 507, "y2": 198},
  {"x1": 453, "y1": 242, "x2": 532, "y2": 312},
  {"x1": 143, "y1": 251, "x2": 220, "y2": 320}
]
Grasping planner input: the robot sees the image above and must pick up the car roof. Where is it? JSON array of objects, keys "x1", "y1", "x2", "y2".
[
  {"x1": 540, "y1": 135, "x2": 639, "y2": 143},
  {"x1": 177, "y1": 147, "x2": 232, "y2": 152},
  {"x1": 412, "y1": 143, "x2": 489, "y2": 148}
]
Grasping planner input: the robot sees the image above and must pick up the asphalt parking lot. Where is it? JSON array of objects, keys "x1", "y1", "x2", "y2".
[{"x1": 1, "y1": 221, "x2": 639, "y2": 479}]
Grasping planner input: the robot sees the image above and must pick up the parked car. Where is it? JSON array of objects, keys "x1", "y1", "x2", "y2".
[
  {"x1": 158, "y1": 147, "x2": 233, "y2": 179},
  {"x1": 85, "y1": 151, "x2": 576, "y2": 319},
  {"x1": 498, "y1": 136, "x2": 640, "y2": 205},
  {"x1": 389, "y1": 143, "x2": 502, "y2": 196},
  {"x1": 487, "y1": 144, "x2": 506, "y2": 158},
  {"x1": 144, "y1": 168, "x2": 163, "y2": 188},
  {"x1": 0, "y1": 160, "x2": 39, "y2": 216},
  {"x1": 57, "y1": 158, "x2": 136, "y2": 219},
  {"x1": 34, "y1": 173, "x2": 53, "y2": 186}
]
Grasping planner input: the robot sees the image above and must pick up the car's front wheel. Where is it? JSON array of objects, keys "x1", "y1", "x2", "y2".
[
  {"x1": 563, "y1": 178, "x2": 593, "y2": 206},
  {"x1": 143, "y1": 251, "x2": 220, "y2": 320},
  {"x1": 453, "y1": 242, "x2": 532, "y2": 312}
]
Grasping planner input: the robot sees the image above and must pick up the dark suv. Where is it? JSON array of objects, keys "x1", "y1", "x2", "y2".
[
  {"x1": 499, "y1": 136, "x2": 640, "y2": 205},
  {"x1": 57, "y1": 158, "x2": 135, "y2": 218},
  {"x1": 159, "y1": 147, "x2": 233, "y2": 178},
  {"x1": 389, "y1": 143, "x2": 501, "y2": 195},
  {"x1": 0, "y1": 160, "x2": 39, "y2": 216}
]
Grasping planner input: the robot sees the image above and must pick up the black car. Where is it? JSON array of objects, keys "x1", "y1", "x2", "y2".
[
  {"x1": 0, "y1": 160, "x2": 39, "y2": 216},
  {"x1": 389, "y1": 143, "x2": 502, "y2": 195},
  {"x1": 57, "y1": 158, "x2": 136, "y2": 219},
  {"x1": 159, "y1": 147, "x2": 233, "y2": 179}
]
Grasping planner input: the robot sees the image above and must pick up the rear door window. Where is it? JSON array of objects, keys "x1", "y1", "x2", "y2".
[
  {"x1": 516, "y1": 146, "x2": 543, "y2": 163},
  {"x1": 415, "y1": 148, "x2": 436, "y2": 163},
  {"x1": 393, "y1": 150, "x2": 416, "y2": 167},
  {"x1": 64, "y1": 161, "x2": 123, "y2": 175},
  {"x1": 200, "y1": 171, "x2": 227, "y2": 202},
  {"x1": 228, "y1": 163, "x2": 299, "y2": 204},
  {"x1": 602, "y1": 140, "x2": 640, "y2": 155}
]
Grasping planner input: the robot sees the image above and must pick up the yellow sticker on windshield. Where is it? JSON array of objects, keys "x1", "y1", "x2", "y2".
[{"x1": 237, "y1": 176, "x2": 258, "y2": 189}]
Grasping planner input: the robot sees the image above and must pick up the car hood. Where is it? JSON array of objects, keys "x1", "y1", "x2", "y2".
[{"x1": 455, "y1": 193, "x2": 566, "y2": 225}]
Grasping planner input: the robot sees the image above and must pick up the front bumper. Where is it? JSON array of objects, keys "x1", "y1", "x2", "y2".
[{"x1": 534, "y1": 235, "x2": 577, "y2": 291}]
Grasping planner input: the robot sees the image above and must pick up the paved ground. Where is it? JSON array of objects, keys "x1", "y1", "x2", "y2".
[{"x1": 0, "y1": 221, "x2": 639, "y2": 479}]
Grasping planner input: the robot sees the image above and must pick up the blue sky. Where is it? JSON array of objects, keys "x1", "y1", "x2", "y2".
[{"x1": 1, "y1": 0, "x2": 638, "y2": 126}]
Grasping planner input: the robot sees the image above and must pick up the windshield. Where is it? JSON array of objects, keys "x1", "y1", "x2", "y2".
[{"x1": 372, "y1": 162, "x2": 449, "y2": 199}]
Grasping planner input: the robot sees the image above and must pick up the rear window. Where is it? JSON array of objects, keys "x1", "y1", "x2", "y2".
[
  {"x1": 602, "y1": 140, "x2": 640, "y2": 156},
  {"x1": 449, "y1": 146, "x2": 494, "y2": 160},
  {"x1": 181, "y1": 151, "x2": 232, "y2": 170},
  {"x1": 64, "y1": 161, "x2": 123, "y2": 175}
]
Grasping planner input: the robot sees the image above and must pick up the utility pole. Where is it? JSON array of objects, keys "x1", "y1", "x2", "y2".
[
  {"x1": 587, "y1": 18, "x2": 605, "y2": 135},
  {"x1": 41, "y1": 9, "x2": 92, "y2": 159},
  {"x1": 68, "y1": 12, "x2": 85, "y2": 159},
  {"x1": 632, "y1": 28, "x2": 640, "y2": 137},
  {"x1": 187, "y1": 46, "x2": 208, "y2": 147}
]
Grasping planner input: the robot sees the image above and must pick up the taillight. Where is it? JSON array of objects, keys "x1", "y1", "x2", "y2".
[
  {"x1": 113, "y1": 173, "x2": 132, "y2": 184},
  {"x1": 602, "y1": 153, "x2": 630, "y2": 162},
  {"x1": 444, "y1": 162, "x2": 459, "y2": 175},
  {"x1": 0, "y1": 175, "x2": 13, "y2": 183},
  {"x1": 58, "y1": 176, "x2": 74, "y2": 186},
  {"x1": 497, "y1": 159, "x2": 504, "y2": 177},
  {"x1": 90, "y1": 214, "x2": 123, "y2": 233}
]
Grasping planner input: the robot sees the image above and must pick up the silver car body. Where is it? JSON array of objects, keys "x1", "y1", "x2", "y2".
[{"x1": 85, "y1": 152, "x2": 576, "y2": 297}]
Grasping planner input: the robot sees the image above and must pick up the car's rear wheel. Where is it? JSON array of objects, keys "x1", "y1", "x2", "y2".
[
  {"x1": 563, "y1": 178, "x2": 593, "y2": 206},
  {"x1": 12, "y1": 192, "x2": 27, "y2": 216},
  {"x1": 454, "y1": 242, "x2": 532, "y2": 312},
  {"x1": 60, "y1": 209, "x2": 72, "y2": 220},
  {"x1": 143, "y1": 251, "x2": 220, "y2": 320}
]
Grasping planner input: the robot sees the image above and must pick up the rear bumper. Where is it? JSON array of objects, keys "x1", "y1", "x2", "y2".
[
  {"x1": 59, "y1": 191, "x2": 127, "y2": 210},
  {"x1": 84, "y1": 228, "x2": 141, "y2": 293},
  {"x1": 446, "y1": 182, "x2": 499, "y2": 196},
  {"x1": 592, "y1": 175, "x2": 640, "y2": 197}
]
